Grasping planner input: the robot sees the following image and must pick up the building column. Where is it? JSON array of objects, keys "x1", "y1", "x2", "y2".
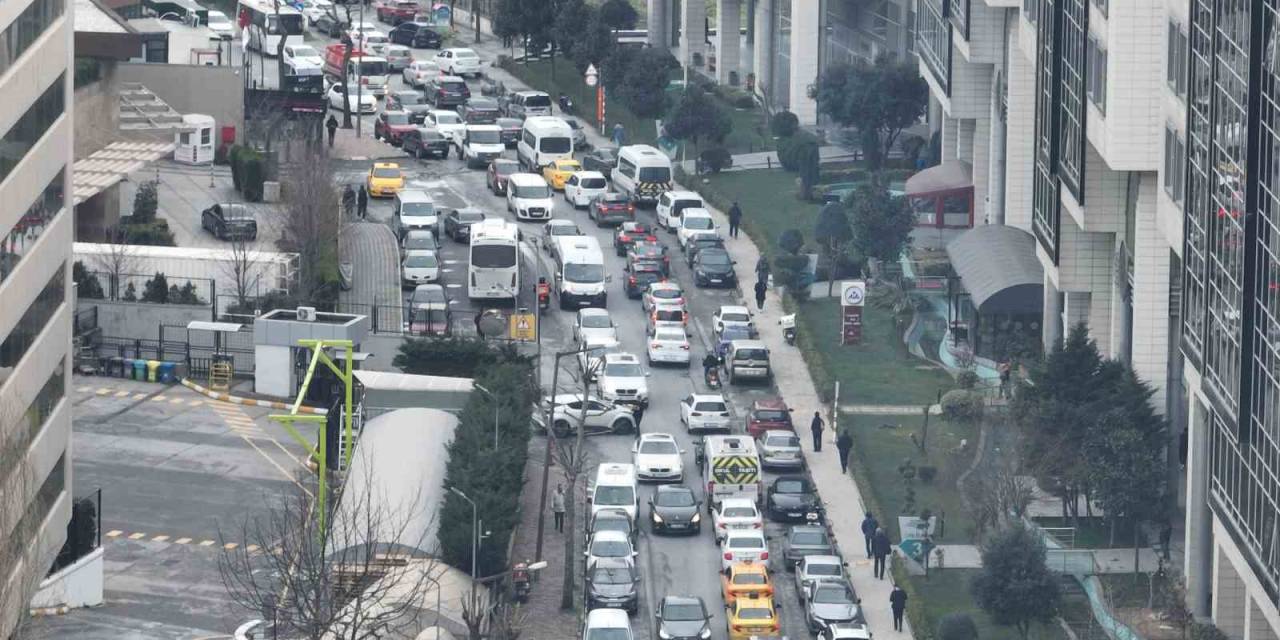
[
  {"x1": 1131, "y1": 173, "x2": 1170, "y2": 410},
  {"x1": 988, "y1": 81, "x2": 1007, "y2": 225},
  {"x1": 1214, "y1": 545, "x2": 1248, "y2": 640},
  {"x1": 752, "y1": 0, "x2": 773, "y2": 97},
  {"x1": 1184, "y1": 395, "x2": 1214, "y2": 618},
  {"x1": 942, "y1": 116, "x2": 960, "y2": 160},
  {"x1": 789, "y1": 1, "x2": 820, "y2": 125},
  {"x1": 716, "y1": 0, "x2": 742, "y2": 85},
  {"x1": 1043, "y1": 275, "x2": 1063, "y2": 352},
  {"x1": 957, "y1": 119, "x2": 976, "y2": 161},
  {"x1": 743, "y1": 0, "x2": 755, "y2": 74},
  {"x1": 971, "y1": 116, "x2": 991, "y2": 224},
  {"x1": 681, "y1": 0, "x2": 707, "y2": 71},
  {"x1": 648, "y1": 0, "x2": 669, "y2": 49}
]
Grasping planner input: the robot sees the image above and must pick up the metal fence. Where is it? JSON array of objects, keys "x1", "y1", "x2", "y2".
[
  {"x1": 88, "y1": 323, "x2": 255, "y2": 378},
  {"x1": 83, "y1": 270, "x2": 217, "y2": 308},
  {"x1": 49, "y1": 488, "x2": 101, "y2": 575}
]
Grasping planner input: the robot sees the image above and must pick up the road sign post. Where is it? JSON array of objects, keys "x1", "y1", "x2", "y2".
[
  {"x1": 840, "y1": 280, "x2": 866, "y2": 345},
  {"x1": 510, "y1": 312, "x2": 537, "y2": 341}
]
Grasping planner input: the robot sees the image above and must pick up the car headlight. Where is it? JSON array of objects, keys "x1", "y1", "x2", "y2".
[
  {"x1": 691, "y1": 513, "x2": 700, "y2": 524},
  {"x1": 651, "y1": 511, "x2": 664, "y2": 523},
  {"x1": 658, "y1": 631, "x2": 672, "y2": 640},
  {"x1": 699, "y1": 628, "x2": 711, "y2": 639}
]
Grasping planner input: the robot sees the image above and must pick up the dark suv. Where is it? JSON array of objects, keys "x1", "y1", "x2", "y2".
[
  {"x1": 457, "y1": 97, "x2": 500, "y2": 124},
  {"x1": 389, "y1": 21, "x2": 442, "y2": 48},
  {"x1": 201, "y1": 203, "x2": 257, "y2": 241},
  {"x1": 401, "y1": 127, "x2": 451, "y2": 159},
  {"x1": 425, "y1": 75, "x2": 470, "y2": 108}
]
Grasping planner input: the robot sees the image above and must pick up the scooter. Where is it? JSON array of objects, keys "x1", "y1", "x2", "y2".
[
  {"x1": 537, "y1": 278, "x2": 550, "y2": 314},
  {"x1": 780, "y1": 314, "x2": 797, "y2": 346},
  {"x1": 510, "y1": 561, "x2": 531, "y2": 603},
  {"x1": 558, "y1": 93, "x2": 575, "y2": 115},
  {"x1": 704, "y1": 366, "x2": 722, "y2": 390}
]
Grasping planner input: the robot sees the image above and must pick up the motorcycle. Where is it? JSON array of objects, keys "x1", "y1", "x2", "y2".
[
  {"x1": 558, "y1": 93, "x2": 575, "y2": 115},
  {"x1": 780, "y1": 313, "x2": 797, "y2": 346},
  {"x1": 704, "y1": 365, "x2": 722, "y2": 390},
  {"x1": 510, "y1": 561, "x2": 531, "y2": 603},
  {"x1": 536, "y1": 278, "x2": 550, "y2": 313}
]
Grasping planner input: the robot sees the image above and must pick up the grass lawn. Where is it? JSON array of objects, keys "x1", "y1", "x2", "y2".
[
  {"x1": 697, "y1": 169, "x2": 821, "y2": 260},
  {"x1": 503, "y1": 58, "x2": 662, "y2": 147},
  {"x1": 906, "y1": 569, "x2": 1071, "y2": 640},
  {"x1": 843, "y1": 412, "x2": 977, "y2": 543},
  {"x1": 1032, "y1": 517, "x2": 1149, "y2": 549}
]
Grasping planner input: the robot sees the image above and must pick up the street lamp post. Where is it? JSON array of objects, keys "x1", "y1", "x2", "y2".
[
  {"x1": 449, "y1": 487, "x2": 480, "y2": 606},
  {"x1": 474, "y1": 383, "x2": 500, "y2": 449}
]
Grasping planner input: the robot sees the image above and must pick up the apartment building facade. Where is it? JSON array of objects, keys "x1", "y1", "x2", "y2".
[{"x1": 0, "y1": 0, "x2": 76, "y2": 635}]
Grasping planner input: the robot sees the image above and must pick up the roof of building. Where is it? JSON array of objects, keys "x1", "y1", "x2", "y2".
[
  {"x1": 74, "y1": 0, "x2": 142, "y2": 59},
  {"x1": 945, "y1": 224, "x2": 1045, "y2": 315},
  {"x1": 72, "y1": 141, "x2": 176, "y2": 205},
  {"x1": 905, "y1": 160, "x2": 973, "y2": 196}
]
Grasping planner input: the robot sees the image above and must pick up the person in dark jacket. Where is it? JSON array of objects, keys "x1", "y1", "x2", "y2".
[
  {"x1": 755, "y1": 257, "x2": 770, "y2": 285},
  {"x1": 342, "y1": 184, "x2": 356, "y2": 217},
  {"x1": 872, "y1": 527, "x2": 892, "y2": 579},
  {"x1": 754, "y1": 280, "x2": 767, "y2": 310},
  {"x1": 326, "y1": 114, "x2": 338, "y2": 148},
  {"x1": 810, "y1": 411, "x2": 824, "y2": 452},
  {"x1": 728, "y1": 201, "x2": 743, "y2": 238},
  {"x1": 889, "y1": 585, "x2": 908, "y2": 631},
  {"x1": 357, "y1": 184, "x2": 369, "y2": 219},
  {"x1": 860, "y1": 513, "x2": 879, "y2": 558},
  {"x1": 836, "y1": 430, "x2": 853, "y2": 473}
]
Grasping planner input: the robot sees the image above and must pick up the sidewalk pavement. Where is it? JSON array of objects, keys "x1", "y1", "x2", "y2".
[
  {"x1": 928, "y1": 545, "x2": 1165, "y2": 573},
  {"x1": 328, "y1": 125, "x2": 408, "y2": 162}
]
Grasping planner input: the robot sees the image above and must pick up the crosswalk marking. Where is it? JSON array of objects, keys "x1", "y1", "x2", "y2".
[
  {"x1": 76, "y1": 386, "x2": 91, "y2": 393},
  {"x1": 105, "y1": 530, "x2": 122, "y2": 538},
  {"x1": 169, "y1": 397, "x2": 185, "y2": 404},
  {"x1": 152, "y1": 535, "x2": 169, "y2": 542},
  {"x1": 151, "y1": 396, "x2": 168, "y2": 402},
  {"x1": 199, "y1": 540, "x2": 215, "y2": 547},
  {"x1": 223, "y1": 543, "x2": 238, "y2": 550},
  {"x1": 174, "y1": 538, "x2": 192, "y2": 545},
  {"x1": 128, "y1": 532, "x2": 146, "y2": 540},
  {"x1": 115, "y1": 390, "x2": 131, "y2": 398},
  {"x1": 246, "y1": 545, "x2": 260, "y2": 552},
  {"x1": 189, "y1": 399, "x2": 203, "y2": 406}
]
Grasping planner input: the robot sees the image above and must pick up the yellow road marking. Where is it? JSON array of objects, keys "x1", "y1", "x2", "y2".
[
  {"x1": 223, "y1": 543, "x2": 238, "y2": 550},
  {"x1": 105, "y1": 530, "x2": 122, "y2": 538},
  {"x1": 152, "y1": 535, "x2": 169, "y2": 542},
  {"x1": 128, "y1": 532, "x2": 146, "y2": 540},
  {"x1": 151, "y1": 396, "x2": 168, "y2": 402},
  {"x1": 115, "y1": 391, "x2": 131, "y2": 398},
  {"x1": 246, "y1": 545, "x2": 260, "y2": 553},
  {"x1": 175, "y1": 538, "x2": 192, "y2": 544},
  {"x1": 240, "y1": 434, "x2": 311, "y2": 497},
  {"x1": 169, "y1": 398, "x2": 185, "y2": 404},
  {"x1": 199, "y1": 540, "x2": 215, "y2": 547},
  {"x1": 96, "y1": 389, "x2": 111, "y2": 395}
]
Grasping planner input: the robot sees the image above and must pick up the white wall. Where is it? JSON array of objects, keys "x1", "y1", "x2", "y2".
[{"x1": 31, "y1": 547, "x2": 105, "y2": 609}]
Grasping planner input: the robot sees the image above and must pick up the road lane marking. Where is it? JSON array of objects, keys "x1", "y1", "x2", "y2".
[
  {"x1": 152, "y1": 535, "x2": 169, "y2": 542},
  {"x1": 105, "y1": 530, "x2": 122, "y2": 538},
  {"x1": 128, "y1": 532, "x2": 146, "y2": 540},
  {"x1": 115, "y1": 390, "x2": 131, "y2": 398},
  {"x1": 175, "y1": 538, "x2": 192, "y2": 545},
  {"x1": 199, "y1": 540, "x2": 216, "y2": 547}
]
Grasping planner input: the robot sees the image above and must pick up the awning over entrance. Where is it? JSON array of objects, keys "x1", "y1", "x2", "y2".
[
  {"x1": 946, "y1": 225, "x2": 1044, "y2": 314},
  {"x1": 72, "y1": 141, "x2": 177, "y2": 205},
  {"x1": 906, "y1": 160, "x2": 972, "y2": 196}
]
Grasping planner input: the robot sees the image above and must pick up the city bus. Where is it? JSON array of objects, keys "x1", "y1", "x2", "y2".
[
  {"x1": 238, "y1": 0, "x2": 304, "y2": 55},
  {"x1": 468, "y1": 219, "x2": 520, "y2": 302}
]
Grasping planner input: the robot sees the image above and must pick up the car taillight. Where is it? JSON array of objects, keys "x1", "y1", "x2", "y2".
[
  {"x1": 361, "y1": 76, "x2": 369, "y2": 84},
  {"x1": 723, "y1": 552, "x2": 732, "y2": 560},
  {"x1": 628, "y1": 205, "x2": 635, "y2": 213},
  {"x1": 717, "y1": 522, "x2": 726, "y2": 529},
  {"x1": 628, "y1": 276, "x2": 636, "y2": 285},
  {"x1": 731, "y1": 626, "x2": 744, "y2": 633},
  {"x1": 760, "y1": 551, "x2": 769, "y2": 560}
]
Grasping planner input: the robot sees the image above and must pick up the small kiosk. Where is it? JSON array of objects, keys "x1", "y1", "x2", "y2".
[{"x1": 174, "y1": 113, "x2": 215, "y2": 165}]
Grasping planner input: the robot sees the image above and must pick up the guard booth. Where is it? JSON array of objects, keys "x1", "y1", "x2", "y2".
[
  {"x1": 174, "y1": 114, "x2": 215, "y2": 165},
  {"x1": 253, "y1": 308, "x2": 369, "y2": 398}
]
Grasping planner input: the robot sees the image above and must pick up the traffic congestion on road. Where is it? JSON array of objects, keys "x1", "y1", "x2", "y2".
[{"x1": 274, "y1": 12, "x2": 875, "y2": 637}]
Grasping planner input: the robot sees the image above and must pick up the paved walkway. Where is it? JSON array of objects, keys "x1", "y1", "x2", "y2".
[
  {"x1": 338, "y1": 220, "x2": 402, "y2": 330},
  {"x1": 328, "y1": 125, "x2": 408, "y2": 162}
]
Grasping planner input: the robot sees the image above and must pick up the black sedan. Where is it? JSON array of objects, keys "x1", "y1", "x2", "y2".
[
  {"x1": 766, "y1": 476, "x2": 823, "y2": 522},
  {"x1": 401, "y1": 127, "x2": 451, "y2": 160},
  {"x1": 201, "y1": 203, "x2": 257, "y2": 241},
  {"x1": 627, "y1": 240, "x2": 671, "y2": 276},
  {"x1": 685, "y1": 234, "x2": 726, "y2": 268},
  {"x1": 496, "y1": 117, "x2": 522, "y2": 147},
  {"x1": 582, "y1": 146, "x2": 618, "y2": 174},
  {"x1": 624, "y1": 261, "x2": 665, "y2": 299},
  {"x1": 389, "y1": 21, "x2": 443, "y2": 48},
  {"x1": 655, "y1": 595, "x2": 713, "y2": 640},
  {"x1": 691, "y1": 247, "x2": 737, "y2": 288},
  {"x1": 647, "y1": 485, "x2": 701, "y2": 534},
  {"x1": 443, "y1": 208, "x2": 486, "y2": 242}
]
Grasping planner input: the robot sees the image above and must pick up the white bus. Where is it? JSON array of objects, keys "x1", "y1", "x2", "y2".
[
  {"x1": 238, "y1": 0, "x2": 304, "y2": 55},
  {"x1": 468, "y1": 220, "x2": 520, "y2": 301}
]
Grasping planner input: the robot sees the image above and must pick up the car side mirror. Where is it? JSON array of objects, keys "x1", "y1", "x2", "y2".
[
  {"x1": 842, "y1": 561, "x2": 849, "y2": 567},
  {"x1": 605, "y1": 275, "x2": 613, "y2": 283}
]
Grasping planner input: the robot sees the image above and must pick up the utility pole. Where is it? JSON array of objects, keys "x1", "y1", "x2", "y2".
[{"x1": 356, "y1": 0, "x2": 365, "y2": 138}]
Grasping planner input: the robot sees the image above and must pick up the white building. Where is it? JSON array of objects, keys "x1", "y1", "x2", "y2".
[{"x1": 0, "y1": 0, "x2": 76, "y2": 635}]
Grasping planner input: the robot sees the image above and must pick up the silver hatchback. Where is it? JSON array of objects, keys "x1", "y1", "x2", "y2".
[{"x1": 758, "y1": 430, "x2": 803, "y2": 469}]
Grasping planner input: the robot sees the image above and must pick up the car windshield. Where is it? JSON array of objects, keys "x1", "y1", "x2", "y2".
[
  {"x1": 694, "y1": 401, "x2": 727, "y2": 412},
  {"x1": 405, "y1": 235, "x2": 435, "y2": 250},
  {"x1": 372, "y1": 167, "x2": 401, "y2": 179},
  {"x1": 591, "y1": 539, "x2": 631, "y2": 557},
  {"x1": 722, "y1": 312, "x2": 750, "y2": 323},
  {"x1": 514, "y1": 184, "x2": 551, "y2": 199},
  {"x1": 581, "y1": 314, "x2": 612, "y2": 328},
  {"x1": 606, "y1": 362, "x2": 643, "y2": 377},
  {"x1": 470, "y1": 130, "x2": 502, "y2": 144},
  {"x1": 594, "y1": 486, "x2": 634, "y2": 506},
  {"x1": 385, "y1": 112, "x2": 410, "y2": 125},
  {"x1": 434, "y1": 112, "x2": 461, "y2": 124},
  {"x1": 593, "y1": 517, "x2": 630, "y2": 535},
  {"x1": 493, "y1": 161, "x2": 518, "y2": 176},
  {"x1": 556, "y1": 162, "x2": 582, "y2": 172},
  {"x1": 398, "y1": 93, "x2": 426, "y2": 104},
  {"x1": 441, "y1": 81, "x2": 467, "y2": 92},
  {"x1": 458, "y1": 211, "x2": 485, "y2": 222},
  {"x1": 356, "y1": 60, "x2": 388, "y2": 76},
  {"x1": 420, "y1": 129, "x2": 445, "y2": 141},
  {"x1": 540, "y1": 137, "x2": 572, "y2": 153},
  {"x1": 291, "y1": 45, "x2": 316, "y2": 56},
  {"x1": 639, "y1": 166, "x2": 671, "y2": 182},
  {"x1": 592, "y1": 566, "x2": 634, "y2": 585},
  {"x1": 549, "y1": 224, "x2": 579, "y2": 235},
  {"x1": 723, "y1": 506, "x2": 756, "y2": 518},
  {"x1": 652, "y1": 288, "x2": 680, "y2": 299},
  {"x1": 471, "y1": 244, "x2": 516, "y2": 268},
  {"x1": 654, "y1": 490, "x2": 694, "y2": 507},
  {"x1": 699, "y1": 252, "x2": 732, "y2": 267},
  {"x1": 737, "y1": 607, "x2": 773, "y2": 620},
  {"x1": 404, "y1": 254, "x2": 438, "y2": 268},
  {"x1": 754, "y1": 409, "x2": 788, "y2": 421},
  {"x1": 402, "y1": 202, "x2": 434, "y2": 216},
  {"x1": 208, "y1": 12, "x2": 231, "y2": 26},
  {"x1": 767, "y1": 434, "x2": 801, "y2": 447},
  {"x1": 413, "y1": 288, "x2": 444, "y2": 303},
  {"x1": 663, "y1": 603, "x2": 705, "y2": 621},
  {"x1": 524, "y1": 93, "x2": 552, "y2": 107},
  {"x1": 813, "y1": 585, "x2": 856, "y2": 604},
  {"x1": 582, "y1": 177, "x2": 608, "y2": 189},
  {"x1": 776, "y1": 480, "x2": 809, "y2": 493},
  {"x1": 639, "y1": 439, "x2": 678, "y2": 455},
  {"x1": 792, "y1": 530, "x2": 829, "y2": 545},
  {"x1": 565, "y1": 263, "x2": 604, "y2": 283},
  {"x1": 809, "y1": 563, "x2": 842, "y2": 577},
  {"x1": 684, "y1": 216, "x2": 714, "y2": 230},
  {"x1": 586, "y1": 630, "x2": 629, "y2": 640},
  {"x1": 736, "y1": 348, "x2": 768, "y2": 360},
  {"x1": 655, "y1": 310, "x2": 683, "y2": 322},
  {"x1": 729, "y1": 537, "x2": 764, "y2": 549},
  {"x1": 733, "y1": 573, "x2": 767, "y2": 585}
]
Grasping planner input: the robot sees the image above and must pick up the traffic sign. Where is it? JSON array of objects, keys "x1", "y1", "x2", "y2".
[
  {"x1": 841, "y1": 280, "x2": 866, "y2": 307},
  {"x1": 510, "y1": 313, "x2": 537, "y2": 341}
]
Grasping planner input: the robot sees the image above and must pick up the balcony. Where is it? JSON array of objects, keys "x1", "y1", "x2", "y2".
[{"x1": 916, "y1": 0, "x2": 953, "y2": 96}]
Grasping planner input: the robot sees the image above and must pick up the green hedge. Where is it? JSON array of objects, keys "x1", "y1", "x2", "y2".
[{"x1": 228, "y1": 145, "x2": 266, "y2": 202}]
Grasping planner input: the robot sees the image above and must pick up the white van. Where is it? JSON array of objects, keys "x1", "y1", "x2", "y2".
[
  {"x1": 589, "y1": 463, "x2": 638, "y2": 523},
  {"x1": 393, "y1": 190, "x2": 437, "y2": 238},
  {"x1": 611, "y1": 145, "x2": 673, "y2": 207},
  {"x1": 505, "y1": 173, "x2": 554, "y2": 221},
  {"x1": 656, "y1": 190, "x2": 705, "y2": 231},
  {"x1": 700, "y1": 435, "x2": 761, "y2": 512},
  {"x1": 555, "y1": 235, "x2": 608, "y2": 309},
  {"x1": 517, "y1": 116, "x2": 574, "y2": 170}
]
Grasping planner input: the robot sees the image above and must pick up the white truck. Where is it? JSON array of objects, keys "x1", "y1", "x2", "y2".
[{"x1": 451, "y1": 124, "x2": 505, "y2": 169}]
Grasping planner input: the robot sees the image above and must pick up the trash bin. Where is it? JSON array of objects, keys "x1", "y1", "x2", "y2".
[
  {"x1": 133, "y1": 359, "x2": 147, "y2": 381},
  {"x1": 146, "y1": 360, "x2": 160, "y2": 383},
  {"x1": 158, "y1": 362, "x2": 177, "y2": 384},
  {"x1": 122, "y1": 358, "x2": 135, "y2": 379},
  {"x1": 109, "y1": 357, "x2": 124, "y2": 378}
]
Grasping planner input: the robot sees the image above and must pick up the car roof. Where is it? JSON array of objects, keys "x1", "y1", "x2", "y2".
[
  {"x1": 592, "y1": 556, "x2": 634, "y2": 571},
  {"x1": 438, "y1": 74, "x2": 466, "y2": 82},
  {"x1": 803, "y1": 555, "x2": 844, "y2": 566},
  {"x1": 508, "y1": 172, "x2": 547, "y2": 185},
  {"x1": 373, "y1": 162, "x2": 400, "y2": 169},
  {"x1": 649, "y1": 281, "x2": 681, "y2": 291},
  {"x1": 753, "y1": 398, "x2": 789, "y2": 410},
  {"x1": 639, "y1": 432, "x2": 676, "y2": 443},
  {"x1": 664, "y1": 190, "x2": 702, "y2": 199},
  {"x1": 579, "y1": 307, "x2": 610, "y2": 317},
  {"x1": 492, "y1": 157, "x2": 519, "y2": 166},
  {"x1": 730, "y1": 339, "x2": 768, "y2": 349},
  {"x1": 661, "y1": 594, "x2": 704, "y2": 607},
  {"x1": 725, "y1": 528, "x2": 765, "y2": 540},
  {"x1": 652, "y1": 326, "x2": 686, "y2": 338},
  {"x1": 761, "y1": 429, "x2": 798, "y2": 440},
  {"x1": 681, "y1": 207, "x2": 713, "y2": 217},
  {"x1": 592, "y1": 529, "x2": 630, "y2": 542},
  {"x1": 574, "y1": 170, "x2": 606, "y2": 179},
  {"x1": 585, "y1": 608, "x2": 631, "y2": 627},
  {"x1": 719, "y1": 498, "x2": 758, "y2": 510},
  {"x1": 719, "y1": 305, "x2": 751, "y2": 315},
  {"x1": 548, "y1": 218, "x2": 578, "y2": 227},
  {"x1": 789, "y1": 524, "x2": 828, "y2": 534},
  {"x1": 689, "y1": 393, "x2": 726, "y2": 402},
  {"x1": 730, "y1": 560, "x2": 768, "y2": 575},
  {"x1": 553, "y1": 158, "x2": 581, "y2": 166}
]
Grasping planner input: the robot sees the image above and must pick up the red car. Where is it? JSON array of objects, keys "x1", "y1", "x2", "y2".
[
  {"x1": 374, "y1": 110, "x2": 416, "y2": 145},
  {"x1": 614, "y1": 221, "x2": 657, "y2": 256},
  {"x1": 376, "y1": 0, "x2": 418, "y2": 25},
  {"x1": 486, "y1": 159, "x2": 519, "y2": 196},
  {"x1": 746, "y1": 398, "x2": 794, "y2": 438},
  {"x1": 589, "y1": 192, "x2": 636, "y2": 227}
]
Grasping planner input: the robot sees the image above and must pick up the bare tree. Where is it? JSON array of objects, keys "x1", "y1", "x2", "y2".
[
  {"x1": 0, "y1": 395, "x2": 61, "y2": 640},
  {"x1": 276, "y1": 152, "x2": 341, "y2": 307},
  {"x1": 551, "y1": 359, "x2": 597, "y2": 611},
  {"x1": 319, "y1": 2, "x2": 360, "y2": 128},
  {"x1": 221, "y1": 237, "x2": 265, "y2": 313},
  {"x1": 217, "y1": 469, "x2": 443, "y2": 639},
  {"x1": 92, "y1": 226, "x2": 140, "y2": 300},
  {"x1": 964, "y1": 455, "x2": 1035, "y2": 543}
]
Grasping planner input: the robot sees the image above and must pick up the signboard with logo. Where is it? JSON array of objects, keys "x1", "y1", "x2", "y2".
[
  {"x1": 509, "y1": 313, "x2": 537, "y2": 342},
  {"x1": 840, "y1": 280, "x2": 866, "y2": 345}
]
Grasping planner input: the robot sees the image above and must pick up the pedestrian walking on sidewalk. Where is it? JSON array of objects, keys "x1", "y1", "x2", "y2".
[
  {"x1": 836, "y1": 430, "x2": 853, "y2": 474},
  {"x1": 728, "y1": 201, "x2": 742, "y2": 238},
  {"x1": 612, "y1": 122, "x2": 626, "y2": 147},
  {"x1": 998, "y1": 360, "x2": 1012, "y2": 398},
  {"x1": 890, "y1": 584, "x2": 908, "y2": 631},
  {"x1": 357, "y1": 184, "x2": 369, "y2": 219},
  {"x1": 1160, "y1": 521, "x2": 1173, "y2": 561},
  {"x1": 810, "y1": 411, "x2": 824, "y2": 452},
  {"x1": 872, "y1": 527, "x2": 892, "y2": 579},
  {"x1": 326, "y1": 114, "x2": 338, "y2": 148},
  {"x1": 755, "y1": 257, "x2": 770, "y2": 286},
  {"x1": 860, "y1": 512, "x2": 879, "y2": 558},
  {"x1": 342, "y1": 184, "x2": 356, "y2": 218},
  {"x1": 552, "y1": 484, "x2": 566, "y2": 532},
  {"x1": 754, "y1": 280, "x2": 767, "y2": 310},
  {"x1": 632, "y1": 403, "x2": 645, "y2": 434}
]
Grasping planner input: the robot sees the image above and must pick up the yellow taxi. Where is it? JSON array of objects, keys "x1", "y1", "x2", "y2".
[
  {"x1": 721, "y1": 560, "x2": 773, "y2": 607},
  {"x1": 366, "y1": 162, "x2": 405, "y2": 197},
  {"x1": 542, "y1": 158, "x2": 582, "y2": 191},
  {"x1": 725, "y1": 593, "x2": 780, "y2": 640}
]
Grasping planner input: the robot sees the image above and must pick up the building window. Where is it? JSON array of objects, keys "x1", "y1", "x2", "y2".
[
  {"x1": 916, "y1": 0, "x2": 952, "y2": 95},
  {"x1": 1057, "y1": 0, "x2": 1088, "y2": 200},
  {"x1": 0, "y1": 74, "x2": 66, "y2": 187},
  {"x1": 1091, "y1": 0, "x2": 1107, "y2": 17},
  {"x1": 1024, "y1": 0, "x2": 1038, "y2": 25},
  {"x1": 0, "y1": 265, "x2": 66, "y2": 386},
  {"x1": 1164, "y1": 126, "x2": 1186, "y2": 205},
  {"x1": 1, "y1": 170, "x2": 64, "y2": 286},
  {"x1": 1087, "y1": 35, "x2": 1107, "y2": 113},
  {"x1": 0, "y1": 0, "x2": 65, "y2": 79},
  {"x1": 0, "y1": 453, "x2": 65, "y2": 579},
  {"x1": 951, "y1": 0, "x2": 970, "y2": 41},
  {"x1": 1168, "y1": 21, "x2": 1189, "y2": 99}
]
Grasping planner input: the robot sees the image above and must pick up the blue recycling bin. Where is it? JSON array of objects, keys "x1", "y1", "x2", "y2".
[
  {"x1": 158, "y1": 362, "x2": 176, "y2": 383},
  {"x1": 121, "y1": 359, "x2": 135, "y2": 379},
  {"x1": 132, "y1": 359, "x2": 147, "y2": 381},
  {"x1": 109, "y1": 357, "x2": 124, "y2": 377}
]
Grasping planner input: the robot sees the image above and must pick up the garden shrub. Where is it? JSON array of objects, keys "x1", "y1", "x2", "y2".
[
  {"x1": 955, "y1": 370, "x2": 979, "y2": 389},
  {"x1": 940, "y1": 389, "x2": 984, "y2": 423},
  {"x1": 769, "y1": 110, "x2": 799, "y2": 138},
  {"x1": 699, "y1": 147, "x2": 733, "y2": 173}
]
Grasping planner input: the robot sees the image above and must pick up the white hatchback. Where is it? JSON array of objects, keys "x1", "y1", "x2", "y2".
[
  {"x1": 720, "y1": 529, "x2": 770, "y2": 571},
  {"x1": 712, "y1": 498, "x2": 763, "y2": 542},
  {"x1": 676, "y1": 208, "x2": 717, "y2": 250},
  {"x1": 632, "y1": 433, "x2": 684, "y2": 482},
  {"x1": 680, "y1": 393, "x2": 732, "y2": 432},
  {"x1": 436, "y1": 47, "x2": 482, "y2": 77},
  {"x1": 647, "y1": 326, "x2": 691, "y2": 365},
  {"x1": 573, "y1": 307, "x2": 616, "y2": 343},
  {"x1": 713, "y1": 305, "x2": 756, "y2": 338},
  {"x1": 400, "y1": 250, "x2": 439, "y2": 287},
  {"x1": 403, "y1": 59, "x2": 441, "y2": 87},
  {"x1": 564, "y1": 171, "x2": 609, "y2": 208},
  {"x1": 642, "y1": 282, "x2": 686, "y2": 313}
]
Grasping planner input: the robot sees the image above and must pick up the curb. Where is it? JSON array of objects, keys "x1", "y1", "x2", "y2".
[
  {"x1": 179, "y1": 379, "x2": 327, "y2": 415},
  {"x1": 28, "y1": 606, "x2": 69, "y2": 618}
]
